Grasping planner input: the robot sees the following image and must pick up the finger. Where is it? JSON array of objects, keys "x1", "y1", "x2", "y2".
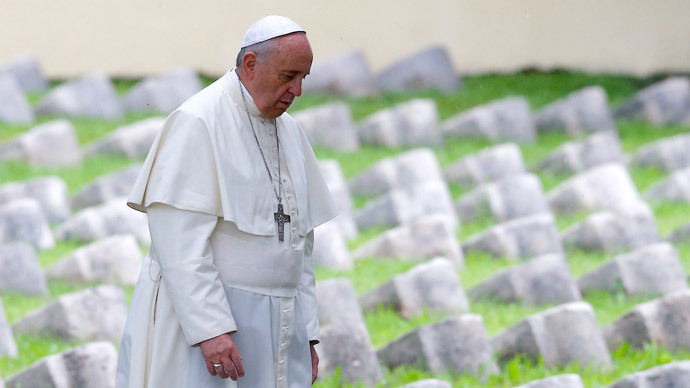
[
  {"x1": 217, "y1": 360, "x2": 230, "y2": 379},
  {"x1": 230, "y1": 350, "x2": 245, "y2": 378},
  {"x1": 312, "y1": 361, "x2": 318, "y2": 384},
  {"x1": 205, "y1": 360, "x2": 217, "y2": 376},
  {"x1": 222, "y1": 356, "x2": 238, "y2": 381}
]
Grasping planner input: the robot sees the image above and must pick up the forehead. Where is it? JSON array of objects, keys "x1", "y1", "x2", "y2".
[{"x1": 266, "y1": 33, "x2": 313, "y2": 70}]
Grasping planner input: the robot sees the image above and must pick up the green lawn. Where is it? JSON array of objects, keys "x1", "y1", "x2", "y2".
[{"x1": 1, "y1": 71, "x2": 689, "y2": 387}]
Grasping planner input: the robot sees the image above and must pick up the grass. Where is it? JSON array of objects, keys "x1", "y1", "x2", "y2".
[{"x1": 2, "y1": 71, "x2": 690, "y2": 386}]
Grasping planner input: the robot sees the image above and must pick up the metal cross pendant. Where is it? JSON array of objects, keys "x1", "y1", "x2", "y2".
[{"x1": 274, "y1": 203, "x2": 291, "y2": 242}]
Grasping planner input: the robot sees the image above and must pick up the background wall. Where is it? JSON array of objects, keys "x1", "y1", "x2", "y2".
[{"x1": 2, "y1": 0, "x2": 689, "y2": 79}]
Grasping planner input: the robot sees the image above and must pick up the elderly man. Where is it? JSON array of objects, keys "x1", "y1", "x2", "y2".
[{"x1": 116, "y1": 15, "x2": 337, "y2": 388}]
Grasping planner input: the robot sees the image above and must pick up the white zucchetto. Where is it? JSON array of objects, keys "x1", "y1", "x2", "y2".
[{"x1": 241, "y1": 15, "x2": 305, "y2": 48}]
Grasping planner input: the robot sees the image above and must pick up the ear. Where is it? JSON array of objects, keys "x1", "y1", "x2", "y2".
[{"x1": 242, "y1": 52, "x2": 258, "y2": 80}]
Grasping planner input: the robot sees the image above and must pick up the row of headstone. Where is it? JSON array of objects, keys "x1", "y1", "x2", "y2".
[
  {"x1": 615, "y1": 76, "x2": 690, "y2": 126},
  {"x1": 0, "y1": 55, "x2": 47, "y2": 124},
  {"x1": 303, "y1": 46, "x2": 461, "y2": 97}
]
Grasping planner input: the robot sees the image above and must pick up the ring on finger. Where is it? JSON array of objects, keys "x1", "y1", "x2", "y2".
[{"x1": 213, "y1": 362, "x2": 222, "y2": 369}]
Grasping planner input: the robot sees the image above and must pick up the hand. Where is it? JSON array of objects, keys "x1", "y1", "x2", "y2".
[
  {"x1": 310, "y1": 341, "x2": 319, "y2": 384},
  {"x1": 199, "y1": 333, "x2": 245, "y2": 380}
]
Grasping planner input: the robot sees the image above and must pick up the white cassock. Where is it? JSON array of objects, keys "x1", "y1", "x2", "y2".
[{"x1": 116, "y1": 69, "x2": 338, "y2": 388}]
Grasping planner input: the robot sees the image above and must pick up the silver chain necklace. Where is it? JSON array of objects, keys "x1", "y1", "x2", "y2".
[{"x1": 237, "y1": 75, "x2": 291, "y2": 242}]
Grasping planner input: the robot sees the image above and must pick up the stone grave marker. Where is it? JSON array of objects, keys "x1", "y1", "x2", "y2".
[
  {"x1": 0, "y1": 120, "x2": 82, "y2": 167},
  {"x1": 353, "y1": 215, "x2": 463, "y2": 266},
  {"x1": 462, "y1": 213, "x2": 563, "y2": 259},
  {"x1": 615, "y1": 76, "x2": 690, "y2": 125},
  {"x1": 6, "y1": 341, "x2": 117, "y2": 388},
  {"x1": 604, "y1": 361, "x2": 690, "y2": 388},
  {"x1": 0, "y1": 242, "x2": 47, "y2": 296},
  {"x1": 537, "y1": 131, "x2": 625, "y2": 175},
  {"x1": 562, "y1": 207, "x2": 661, "y2": 253},
  {"x1": 669, "y1": 222, "x2": 690, "y2": 244},
  {"x1": 0, "y1": 198, "x2": 54, "y2": 250},
  {"x1": 358, "y1": 99, "x2": 442, "y2": 147},
  {"x1": 376, "y1": 46, "x2": 460, "y2": 92},
  {"x1": 294, "y1": 102, "x2": 359, "y2": 152},
  {"x1": 578, "y1": 243, "x2": 687, "y2": 297},
  {"x1": 0, "y1": 55, "x2": 48, "y2": 92},
  {"x1": 0, "y1": 175, "x2": 70, "y2": 223},
  {"x1": 632, "y1": 133, "x2": 690, "y2": 172},
  {"x1": 72, "y1": 165, "x2": 141, "y2": 210},
  {"x1": 604, "y1": 289, "x2": 690, "y2": 353},
  {"x1": 312, "y1": 222, "x2": 352, "y2": 270},
  {"x1": 547, "y1": 163, "x2": 643, "y2": 214},
  {"x1": 56, "y1": 198, "x2": 150, "y2": 245},
  {"x1": 122, "y1": 68, "x2": 202, "y2": 113},
  {"x1": 377, "y1": 314, "x2": 497, "y2": 375},
  {"x1": 455, "y1": 173, "x2": 548, "y2": 222},
  {"x1": 35, "y1": 73, "x2": 124, "y2": 119},
  {"x1": 316, "y1": 323, "x2": 383, "y2": 387},
  {"x1": 355, "y1": 181, "x2": 458, "y2": 230},
  {"x1": 514, "y1": 374, "x2": 584, "y2": 388},
  {"x1": 13, "y1": 285, "x2": 128, "y2": 342},
  {"x1": 319, "y1": 160, "x2": 357, "y2": 238},
  {"x1": 302, "y1": 49, "x2": 379, "y2": 97},
  {"x1": 316, "y1": 278, "x2": 364, "y2": 327},
  {"x1": 85, "y1": 117, "x2": 164, "y2": 159},
  {"x1": 444, "y1": 143, "x2": 527, "y2": 186},
  {"x1": 0, "y1": 74, "x2": 34, "y2": 124},
  {"x1": 535, "y1": 86, "x2": 616, "y2": 135},
  {"x1": 468, "y1": 254, "x2": 581, "y2": 306},
  {"x1": 491, "y1": 301, "x2": 611, "y2": 368},
  {"x1": 47, "y1": 234, "x2": 143, "y2": 285},
  {"x1": 442, "y1": 97, "x2": 536, "y2": 143},
  {"x1": 399, "y1": 380, "x2": 452, "y2": 388},
  {"x1": 361, "y1": 258, "x2": 468, "y2": 319},
  {"x1": 644, "y1": 167, "x2": 690, "y2": 203},
  {"x1": 0, "y1": 298, "x2": 17, "y2": 358},
  {"x1": 349, "y1": 148, "x2": 443, "y2": 197}
]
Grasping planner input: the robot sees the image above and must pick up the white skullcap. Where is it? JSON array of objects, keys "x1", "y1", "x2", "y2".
[{"x1": 241, "y1": 15, "x2": 305, "y2": 48}]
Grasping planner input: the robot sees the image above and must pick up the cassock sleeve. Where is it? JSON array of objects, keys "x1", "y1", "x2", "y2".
[
  {"x1": 298, "y1": 229, "x2": 319, "y2": 343},
  {"x1": 147, "y1": 202, "x2": 237, "y2": 346}
]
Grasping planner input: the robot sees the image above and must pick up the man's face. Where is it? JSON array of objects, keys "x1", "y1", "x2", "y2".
[{"x1": 245, "y1": 33, "x2": 313, "y2": 119}]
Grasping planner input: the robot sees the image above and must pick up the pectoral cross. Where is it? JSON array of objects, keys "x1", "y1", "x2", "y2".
[{"x1": 274, "y1": 203, "x2": 291, "y2": 242}]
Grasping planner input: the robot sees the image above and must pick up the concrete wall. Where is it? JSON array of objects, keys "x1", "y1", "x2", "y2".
[{"x1": 2, "y1": 0, "x2": 689, "y2": 78}]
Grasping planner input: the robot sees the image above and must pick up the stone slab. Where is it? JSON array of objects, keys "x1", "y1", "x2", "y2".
[
  {"x1": 0, "y1": 198, "x2": 54, "y2": 250},
  {"x1": 35, "y1": 73, "x2": 124, "y2": 119},
  {"x1": 562, "y1": 207, "x2": 661, "y2": 253},
  {"x1": 294, "y1": 102, "x2": 359, "y2": 152},
  {"x1": 72, "y1": 165, "x2": 141, "y2": 210},
  {"x1": 13, "y1": 285, "x2": 127, "y2": 342},
  {"x1": 491, "y1": 301, "x2": 611, "y2": 368},
  {"x1": 316, "y1": 322, "x2": 382, "y2": 387},
  {"x1": 644, "y1": 167, "x2": 690, "y2": 203},
  {"x1": 462, "y1": 213, "x2": 563, "y2": 260},
  {"x1": 376, "y1": 46, "x2": 460, "y2": 92},
  {"x1": 316, "y1": 278, "x2": 364, "y2": 328},
  {"x1": 319, "y1": 160, "x2": 357, "y2": 239},
  {"x1": 0, "y1": 175, "x2": 70, "y2": 223},
  {"x1": 604, "y1": 289, "x2": 690, "y2": 352},
  {"x1": 0, "y1": 241, "x2": 47, "y2": 296},
  {"x1": 312, "y1": 222, "x2": 352, "y2": 270},
  {"x1": 355, "y1": 181, "x2": 458, "y2": 230},
  {"x1": 0, "y1": 74, "x2": 34, "y2": 124},
  {"x1": 47, "y1": 234, "x2": 143, "y2": 285},
  {"x1": 615, "y1": 77, "x2": 690, "y2": 125},
  {"x1": 84, "y1": 117, "x2": 164, "y2": 159},
  {"x1": 0, "y1": 55, "x2": 48, "y2": 92},
  {"x1": 6, "y1": 341, "x2": 117, "y2": 388},
  {"x1": 605, "y1": 361, "x2": 690, "y2": 388},
  {"x1": 358, "y1": 99, "x2": 443, "y2": 148},
  {"x1": 442, "y1": 96, "x2": 536, "y2": 143},
  {"x1": 55, "y1": 198, "x2": 150, "y2": 245},
  {"x1": 535, "y1": 86, "x2": 616, "y2": 135},
  {"x1": 377, "y1": 314, "x2": 497, "y2": 375},
  {"x1": 468, "y1": 254, "x2": 581, "y2": 306},
  {"x1": 398, "y1": 380, "x2": 452, "y2": 388},
  {"x1": 349, "y1": 148, "x2": 443, "y2": 197},
  {"x1": 514, "y1": 374, "x2": 584, "y2": 388},
  {"x1": 302, "y1": 49, "x2": 379, "y2": 97},
  {"x1": 353, "y1": 215, "x2": 463, "y2": 267},
  {"x1": 632, "y1": 133, "x2": 690, "y2": 172},
  {"x1": 122, "y1": 68, "x2": 202, "y2": 113},
  {"x1": 0, "y1": 120, "x2": 82, "y2": 167},
  {"x1": 0, "y1": 298, "x2": 17, "y2": 358},
  {"x1": 669, "y1": 222, "x2": 690, "y2": 244},
  {"x1": 444, "y1": 143, "x2": 527, "y2": 186},
  {"x1": 578, "y1": 243, "x2": 687, "y2": 297},
  {"x1": 537, "y1": 131, "x2": 625, "y2": 175},
  {"x1": 361, "y1": 258, "x2": 468, "y2": 319},
  {"x1": 547, "y1": 163, "x2": 643, "y2": 214},
  {"x1": 455, "y1": 173, "x2": 548, "y2": 222}
]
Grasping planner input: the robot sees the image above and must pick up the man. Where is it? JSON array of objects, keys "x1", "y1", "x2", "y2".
[{"x1": 116, "y1": 15, "x2": 337, "y2": 388}]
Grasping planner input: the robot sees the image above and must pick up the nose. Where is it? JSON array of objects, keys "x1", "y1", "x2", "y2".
[{"x1": 288, "y1": 78, "x2": 303, "y2": 97}]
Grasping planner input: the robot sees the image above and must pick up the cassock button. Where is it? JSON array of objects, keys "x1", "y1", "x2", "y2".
[
  {"x1": 286, "y1": 193, "x2": 292, "y2": 199},
  {"x1": 291, "y1": 243, "x2": 296, "y2": 249}
]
